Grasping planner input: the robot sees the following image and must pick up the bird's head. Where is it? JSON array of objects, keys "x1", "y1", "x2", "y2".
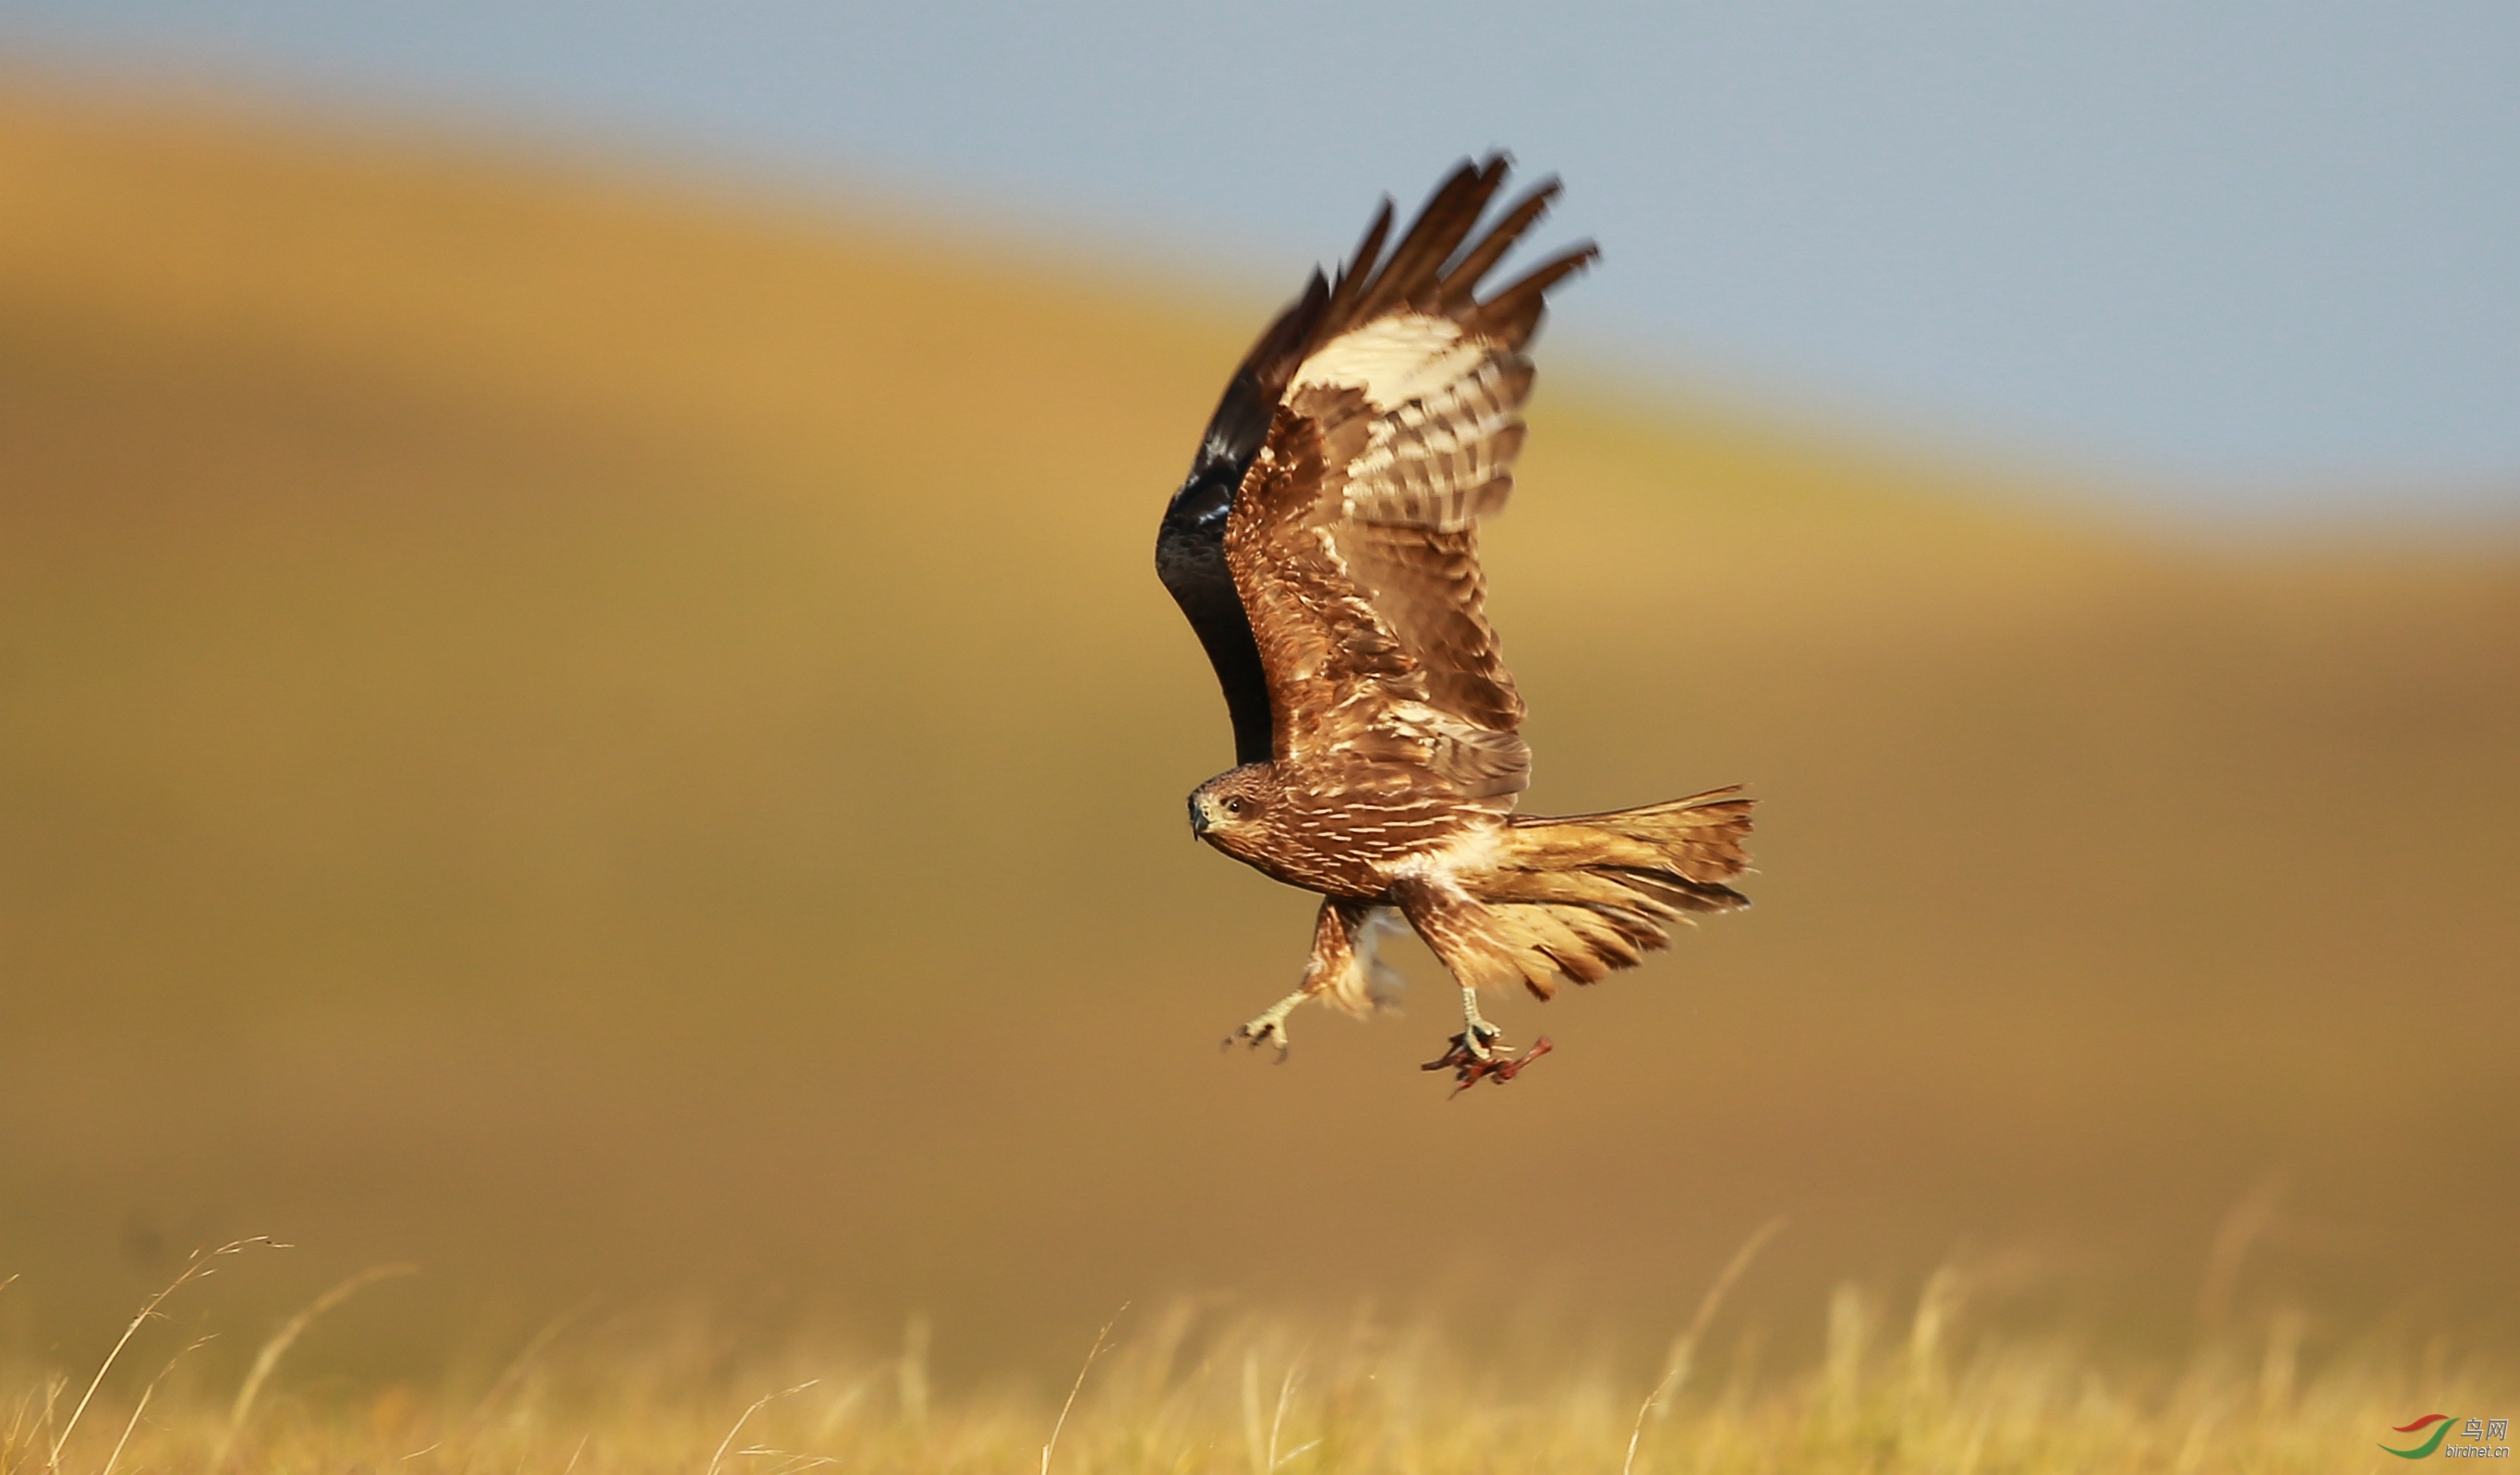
[{"x1": 1188, "y1": 764, "x2": 1279, "y2": 852}]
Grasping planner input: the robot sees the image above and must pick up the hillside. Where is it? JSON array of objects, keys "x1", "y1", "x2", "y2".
[{"x1": 2, "y1": 82, "x2": 2514, "y2": 1383}]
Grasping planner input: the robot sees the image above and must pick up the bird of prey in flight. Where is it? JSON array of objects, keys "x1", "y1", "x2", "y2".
[{"x1": 1155, "y1": 156, "x2": 1753, "y2": 1089}]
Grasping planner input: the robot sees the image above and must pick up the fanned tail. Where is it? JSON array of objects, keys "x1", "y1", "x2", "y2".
[{"x1": 1469, "y1": 787, "x2": 1754, "y2": 998}]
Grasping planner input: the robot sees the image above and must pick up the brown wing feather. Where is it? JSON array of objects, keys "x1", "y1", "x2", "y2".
[{"x1": 1222, "y1": 156, "x2": 1594, "y2": 803}]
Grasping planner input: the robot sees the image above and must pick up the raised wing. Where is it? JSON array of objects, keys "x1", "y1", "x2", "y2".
[
  {"x1": 1222, "y1": 157, "x2": 1595, "y2": 802},
  {"x1": 1155, "y1": 272, "x2": 1328, "y2": 765}
]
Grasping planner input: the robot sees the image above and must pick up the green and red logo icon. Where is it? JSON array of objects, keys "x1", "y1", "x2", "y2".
[
  {"x1": 2382, "y1": 1415, "x2": 2457, "y2": 1458},
  {"x1": 2379, "y1": 1411, "x2": 2459, "y2": 1452},
  {"x1": 2381, "y1": 1413, "x2": 2510, "y2": 1458}
]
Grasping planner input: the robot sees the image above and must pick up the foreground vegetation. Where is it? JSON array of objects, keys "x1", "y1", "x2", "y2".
[{"x1": 4, "y1": 1243, "x2": 2502, "y2": 1475}]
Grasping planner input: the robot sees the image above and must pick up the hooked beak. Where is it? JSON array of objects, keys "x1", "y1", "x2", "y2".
[{"x1": 1189, "y1": 807, "x2": 1209, "y2": 839}]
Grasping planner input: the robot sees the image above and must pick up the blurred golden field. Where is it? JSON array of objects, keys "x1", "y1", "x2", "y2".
[
  {"x1": 2, "y1": 77, "x2": 2516, "y2": 1469},
  {"x1": 6, "y1": 1242, "x2": 2514, "y2": 1475}
]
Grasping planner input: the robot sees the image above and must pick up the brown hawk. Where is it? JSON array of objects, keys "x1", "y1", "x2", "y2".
[{"x1": 1154, "y1": 156, "x2": 1754, "y2": 1088}]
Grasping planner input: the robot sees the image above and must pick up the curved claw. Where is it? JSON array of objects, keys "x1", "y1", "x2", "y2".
[{"x1": 1226, "y1": 1010, "x2": 1295, "y2": 1059}]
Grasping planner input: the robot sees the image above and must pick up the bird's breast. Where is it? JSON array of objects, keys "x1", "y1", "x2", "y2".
[{"x1": 1207, "y1": 788, "x2": 1488, "y2": 898}]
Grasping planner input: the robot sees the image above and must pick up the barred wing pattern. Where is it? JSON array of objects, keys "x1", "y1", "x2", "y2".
[{"x1": 1223, "y1": 158, "x2": 1595, "y2": 803}]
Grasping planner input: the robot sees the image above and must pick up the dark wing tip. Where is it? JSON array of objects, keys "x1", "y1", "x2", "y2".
[
  {"x1": 1351, "y1": 158, "x2": 1515, "y2": 322},
  {"x1": 1324, "y1": 198, "x2": 1398, "y2": 324},
  {"x1": 1314, "y1": 155, "x2": 1589, "y2": 348},
  {"x1": 1440, "y1": 175, "x2": 1562, "y2": 304},
  {"x1": 1475, "y1": 239, "x2": 1599, "y2": 346}
]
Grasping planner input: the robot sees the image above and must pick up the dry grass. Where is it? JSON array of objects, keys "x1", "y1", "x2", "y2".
[{"x1": 5, "y1": 1247, "x2": 2504, "y2": 1475}]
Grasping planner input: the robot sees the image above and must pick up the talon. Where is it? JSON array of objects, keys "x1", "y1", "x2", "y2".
[
  {"x1": 1422, "y1": 1034, "x2": 1554, "y2": 1096},
  {"x1": 1239, "y1": 1026, "x2": 1286, "y2": 1053},
  {"x1": 1433, "y1": 985, "x2": 1507, "y2": 1070},
  {"x1": 1228, "y1": 1006, "x2": 1295, "y2": 1057}
]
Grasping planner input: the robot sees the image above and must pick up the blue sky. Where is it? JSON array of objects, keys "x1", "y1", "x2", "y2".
[{"x1": 6, "y1": 2, "x2": 2516, "y2": 518}]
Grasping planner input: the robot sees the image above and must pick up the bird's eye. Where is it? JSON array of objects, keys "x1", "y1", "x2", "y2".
[{"x1": 1225, "y1": 797, "x2": 1245, "y2": 815}]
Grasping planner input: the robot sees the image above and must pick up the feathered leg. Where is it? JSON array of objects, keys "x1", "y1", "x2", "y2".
[
  {"x1": 1228, "y1": 899, "x2": 1399, "y2": 1056},
  {"x1": 1389, "y1": 877, "x2": 1552, "y2": 1089}
]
